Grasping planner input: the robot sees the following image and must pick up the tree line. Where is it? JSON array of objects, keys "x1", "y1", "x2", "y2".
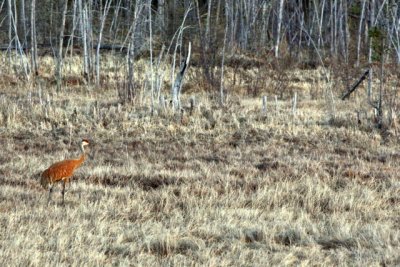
[{"x1": 0, "y1": 1, "x2": 399, "y2": 100}]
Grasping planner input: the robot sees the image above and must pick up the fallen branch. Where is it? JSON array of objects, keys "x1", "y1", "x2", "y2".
[{"x1": 341, "y1": 69, "x2": 370, "y2": 100}]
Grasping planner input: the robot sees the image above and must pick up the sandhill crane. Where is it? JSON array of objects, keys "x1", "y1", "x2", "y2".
[{"x1": 41, "y1": 139, "x2": 90, "y2": 205}]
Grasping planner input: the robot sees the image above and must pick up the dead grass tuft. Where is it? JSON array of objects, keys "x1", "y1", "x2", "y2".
[
  {"x1": 274, "y1": 229, "x2": 304, "y2": 246},
  {"x1": 317, "y1": 238, "x2": 357, "y2": 250},
  {"x1": 242, "y1": 229, "x2": 264, "y2": 243},
  {"x1": 87, "y1": 173, "x2": 181, "y2": 189},
  {"x1": 146, "y1": 237, "x2": 199, "y2": 257},
  {"x1": 147, "y1": 239, "x2": 171, "y2": 256}
]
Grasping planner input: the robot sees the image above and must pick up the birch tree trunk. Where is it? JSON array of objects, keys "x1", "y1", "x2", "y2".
[
  {"x1": 275, "y1": 0, "x2": 284, "y2": 58},
  {"x1": 172, "y1": 42, "x2": 191, "y2": 111},
  {"x1": 67, "y1": 0, "x2": 78, "y2": 57},
  {"x1": 18, "y1": 0, "x2": 26, "y2": 46},
  {"x1": 12, "y1": 0, "x2": 19, "y2": 52},
  {"x1": 30, "y1": 0, "x2": 38, "y2": 76},
  {"x1": 79, "y1": 0, "x2": 90, "y2": 83},
  {"x1": 156, "y1": 0, "x2": 165, "y2": 34},
  {"x1": 195, "y1": 0, "x2": 216, "y2": 88},
  {"x1": 148, "y1": 0, "x2": 155, "y2": 114},
  {"x1": 330, "y1": 0, "x2": 338, "y2": 57},
  {"x1": 367, "y1": 0, "x2": 375, "y2": 100},
  {"x1": 205, "y1": 0, "x2": 212, "y2": 50},
  {"x1": 7, "y1": 0, "x2": 12, "y2": 64},
  {"x1": 56, "y1": 0, "x2": 68, "y2": 92},
  {"x1": 388, "y1": 3, "x2": 400, "y2": 64},
  {"x1": 338, "y1": 0, "x2": 344, "y2": 60},
  {"x1": 220, "y1": 19, "x2": 228, "y2": 106},
  {"x1": 356, "y1": 0, "x2": 367, "y2": 67},
  {"x1": 317, "y1": 0, "x2": 326, "y2": 50},
  {"x1": 127, "y1": 0, "x2": 144, "y2": 102},
  {"x1": 95, "y1": 0, "x2": 112, "y2": 87},
  {"x1": 343, "y1": 0, "x2": 349, "y2": 64}
]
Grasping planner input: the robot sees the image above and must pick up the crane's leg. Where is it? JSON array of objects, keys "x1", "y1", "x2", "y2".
[
  {"x1": 61, "y1": 181, "x2": 66, "y2": 205},
  {"x1": 47, "y1": 184, "x2": 54, "y2": 204}
]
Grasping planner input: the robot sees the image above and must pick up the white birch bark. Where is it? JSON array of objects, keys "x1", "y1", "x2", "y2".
[
  {"x1": 356, "y1": 0, "x2": 367, "y2": 67},
  {"x1": 275, "y1": 0, "x2": 284, "y2": 58},
  {"x1": 220, "y1": 20, "x2": 228, "y2": 106},
  {"x1": 56, "y1": 0, "x2": 68, "y2": 91},
  {"x1": 30, "y1": 0, "x2": 38, "y2": 76},
  {"x1": 95, "y1": 0, "x2": 112, "y2": 87}
]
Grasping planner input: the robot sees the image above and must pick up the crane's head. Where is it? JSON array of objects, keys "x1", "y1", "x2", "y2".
[
  {"x1": 80, "y1": 139, "x2": 90, "y2": 153},
  {"x1": 81, "y1": 139, "x2": 90, "y2": 147}
]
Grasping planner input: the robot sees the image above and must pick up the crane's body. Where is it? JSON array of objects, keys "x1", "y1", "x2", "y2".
[{"x1": 41, "y1": 139, "x2": 89, "y2": 204}]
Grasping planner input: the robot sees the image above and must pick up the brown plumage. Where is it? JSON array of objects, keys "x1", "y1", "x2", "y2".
[{"x1": 41, "y1": 139, "x2": 90, "y2": 204}]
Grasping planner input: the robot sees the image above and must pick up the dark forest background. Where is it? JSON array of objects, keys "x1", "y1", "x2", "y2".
[{"x1": 0, "y1": 0, "x2": 399, "y2": 105}]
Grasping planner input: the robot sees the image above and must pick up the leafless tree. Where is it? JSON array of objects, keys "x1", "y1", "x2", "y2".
[
  {"x1": 30, "y1": 0, "x2": 38, "y2": 76},
  {"x1": 275, "y1": 0, "x2": 285, "y2": 58},
  {"x1": 126, "y1": 0, "x2": 144, "y2": 102},
  {"x1": 55, "y1": 0, "x2": 68, "y2": 91},
  {"x1": 95, "y1": 0, "x2": 112, "y2": 87}
]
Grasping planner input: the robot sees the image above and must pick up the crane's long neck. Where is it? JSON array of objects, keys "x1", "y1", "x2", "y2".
[
  {"x1": 77, "y1": 143, "x2": 87, "y2": 165},
  {"x1": 80, "y1": 143, "x2": 86, "y2": 155}
]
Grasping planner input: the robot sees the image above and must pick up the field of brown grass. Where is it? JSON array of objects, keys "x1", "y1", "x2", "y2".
[{"x1": 0, "y1": 55, "x2": 399, "y2": 266}]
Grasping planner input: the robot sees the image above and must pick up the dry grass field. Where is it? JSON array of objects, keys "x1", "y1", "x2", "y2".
[{"x1": 0, "y1": 55, "x2": 399, "y2": 266}]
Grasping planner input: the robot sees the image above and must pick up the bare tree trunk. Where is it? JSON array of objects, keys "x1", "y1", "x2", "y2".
[
  {"x1": 216, "y1": 0, "x2": 221, "y2": 31},
  {"x1": 167, "y1": 0, "x2": 178, "y2": 37},
  {"x1": 18, "y1": 0, "x2": 27, "y2": 47},
  {"x1": 338, "y1": 0, "x2": 344, "y2": 59},
  {"x1": 367, "y1": 0, "x2": 375, "y2": 100},
  {"x1": 172, "y1": 42, "x2": 191, "y2": 111},
  {"x1": 7, "y1": 0, "x2": 28, "y2": 78},
  {"x1": 148, "y1": 0, "x2": 155, "y2": 114},
  {"x1": 356, "y1": 0, "x2": 367, "y2": 67},
  {"x1": 275, "y1": 0, "x2": 284, "y2": 58},
  {"x1": 127, "y1": 0, "x2": 144, "y2": 102},
  {"x1": 261, "y1": 2, "x2": 270, "y2": 49},
  {"x1": 375, "y1": 36, "x2": 385, "y2": 127},
  {"x1": 330, "y1": 0, "x2": 338, "y2": 57},
  {"x1": 156, "y1": 0, "x2": 165, "y2": 34},
  {"x1": 220, "y1": 20, "x2": 228, "y2": 106},
  {"x1": 344, "y1": 0, "x2": 349, "y2": 64},
  {"x1": 329, "y1": 0, "x2": 333, "y2": 56},
  {"x1": 67, "y1": 0, "x2": 79, "y2": 57},
  {"x1": 388, "y1": 2, "x2": 400, "y2": 64},
  {"x1": 205, "y1": 0, "x2": 212, "y2": 50},
  {"x1": 298, "y1": 3, "x2": 304, "y2": 55},
  {"x1": 109, "y1": 0, "x2": 122, "y2": 41},
  {"x1": 317, "y1": 0, "x2": 326, "y2": 50},
  {"x1": 30, "y1": 0, "x2": 38, "y2": 76},
  {"x1": 166, "y1": 6, "x2": 191, "y2": 109},
  {"x1": 56, "y1": 0, "x2": 68, "y2": 92},
  {"x1": 95, "y1": 0, "x2": 111, "y2": 87},
  {"x1": 195, "y1": 0, "x2": 215, "y2": 88},
  {"x1": 87, "y1": 1, "x2": 94, "y2": 80},
  {"x1": 7, "y1": 0, "x2": 12, "y2": 64},
  {"x1": 334, "y1": 0, "x2": 338, "y2": 57},
  {"x1": 126, "y1": 0, "x2": 132, "y2": 30},
  {"x1": 12, "y1": 0, "x2": 19, "y2": 52},
  {"x1": 79, "y1": 0, "x2": 90, "y2": 83},
  {"x1": 155, "y1": 44, "x2": 165, "y2": 106}
]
